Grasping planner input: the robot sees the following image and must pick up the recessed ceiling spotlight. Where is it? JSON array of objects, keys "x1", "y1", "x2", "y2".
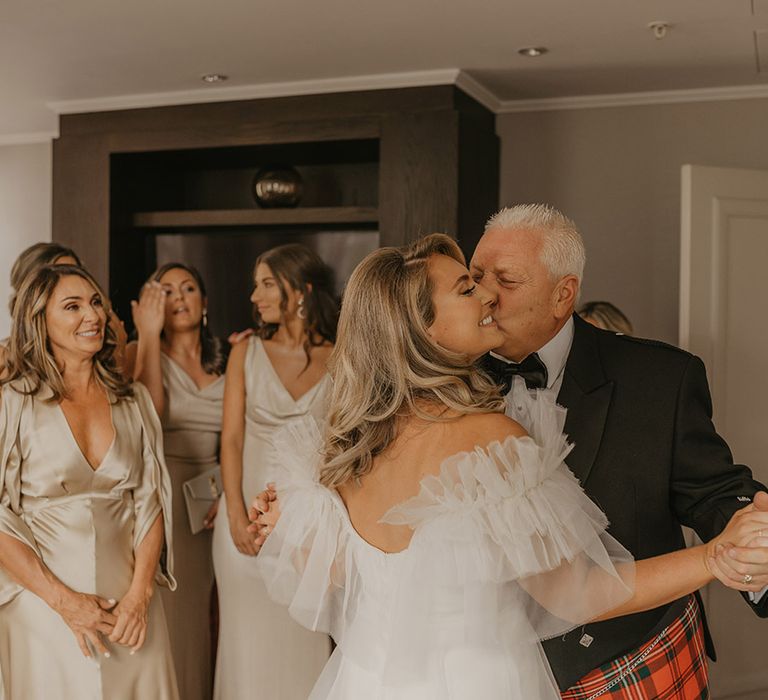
[
  {"x1": 648, "y1": 21, "x2": 671, "y2": 40},
  {"x1": 201, "y1": 73, "x2": 228, "y2": 84},
  {"x1": 518, "y1": 47, "x2": 548, "y2": 57}
]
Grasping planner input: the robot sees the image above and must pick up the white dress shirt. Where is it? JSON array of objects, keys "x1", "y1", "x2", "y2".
[{"x1": 490, "y1": 316, "x2": 574, "y2": 396}]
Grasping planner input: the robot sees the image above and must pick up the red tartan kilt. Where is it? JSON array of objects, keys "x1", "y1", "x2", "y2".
[{"x1": 561, "y1": 596, "x2": 709, "y2": 700}]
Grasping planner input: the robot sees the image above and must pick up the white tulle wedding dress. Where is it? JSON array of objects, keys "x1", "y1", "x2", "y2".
[{"x1": 256, "y1": 380, "x2": 635, "y2": 699}]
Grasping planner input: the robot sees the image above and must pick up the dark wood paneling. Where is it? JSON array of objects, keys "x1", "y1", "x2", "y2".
[
  {"x1": 52, "y1": 86, "x2": 499, "y2": 294},
  {"x1": 133, "y1": 206, "x2": 378, "y2": 228},
  {"x1": 59, "y1": 86, "x2": 456, "y2": 137},
  {"x1": 52, "y1": 135, "x2": 111, "y2": 285},
  {"x1": 102, "y1": 117, "x2": 380, "y2": 154},
  {"x1": 456, "y1": 111, "x2": 500, "y2": 259},
  {"x1": 379, "y1": 111, "x2": 459, "y2": 247}
]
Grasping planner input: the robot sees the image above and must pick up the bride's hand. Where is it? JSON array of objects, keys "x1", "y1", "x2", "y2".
[
  {"x1": 247, "y1": 483, "x2": 276, "y2": 524},
  {"x1": 247, "y1": 484, "x2": 280, "y2": 549},
  {"x1": 706, "y1": 496, "x2": 768, "y2": 592}
]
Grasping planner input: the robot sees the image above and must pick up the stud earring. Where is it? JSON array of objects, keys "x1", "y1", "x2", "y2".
[{"x1": 297, "y1": 296, "x2": 306, "y2": 320}]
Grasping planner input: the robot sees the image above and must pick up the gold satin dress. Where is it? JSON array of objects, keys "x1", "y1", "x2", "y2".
[
  {"x1": 0, "y1": 380, "x2": 178, "y2": 700},
  {"x1": 212, "y1": 336, "x2": 332, "y2": 700},
  {"x1": 158, "y1": 353, "x2": 224, "y2": 700}
]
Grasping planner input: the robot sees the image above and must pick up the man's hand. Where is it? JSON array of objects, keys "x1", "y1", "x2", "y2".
[{"x1": 708, "y1": 493, "x2": 768, "y2": 592}]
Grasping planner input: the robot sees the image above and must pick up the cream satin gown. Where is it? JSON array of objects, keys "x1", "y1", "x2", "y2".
[
  {"x1": 158, "y1": 354, "x2": 224, "y2": 700},
  {"x1": 212, "y1": 336, "x2": 332, "y2": 700},
  {"x1": 0, "y1": 380, "x2": 178, "y2": 700}
]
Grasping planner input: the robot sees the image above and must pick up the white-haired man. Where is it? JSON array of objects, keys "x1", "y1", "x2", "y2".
[{"x1": 472, "y1": 203, "x2": 768, "y2": 699}]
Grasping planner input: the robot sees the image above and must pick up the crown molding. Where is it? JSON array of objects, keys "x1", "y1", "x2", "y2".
[
  {"x1": 0, "y1": 130, "x2": 57, "y2": 146},
  {"x1": 4, "y1": 74, "x2": 768, "y2": 145},
  {"x1": 455, "y1": 71, "x2": 501, "y2": 112},
  {"x1": 47, "y1": 68, "x2": 462, "y2": 115},
  {"x1": 497, "y1": 82, "x2": 768, "y2": 113}
]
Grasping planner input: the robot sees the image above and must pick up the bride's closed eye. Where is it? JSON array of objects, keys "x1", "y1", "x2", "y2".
[{"x1": 460, "y1": 285, "x2": 477, "y2": 297}]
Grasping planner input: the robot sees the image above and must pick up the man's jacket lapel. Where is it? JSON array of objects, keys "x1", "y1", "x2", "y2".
[{"x1": 557, "y1": 315, "x2": 614, "y2": 485}]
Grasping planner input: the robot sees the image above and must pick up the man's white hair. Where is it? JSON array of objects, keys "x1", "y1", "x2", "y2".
[{"x1": 485, "y1": 204, "x2": 586, "y2": 282}]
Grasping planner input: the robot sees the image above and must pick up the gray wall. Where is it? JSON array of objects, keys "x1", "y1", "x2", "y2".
[
  {"x1": 0, "y1": 141, "x2": 52, "y2": 337},
  {"x1": 497, "y1": 97, "x2": 768, "y2": 344}
]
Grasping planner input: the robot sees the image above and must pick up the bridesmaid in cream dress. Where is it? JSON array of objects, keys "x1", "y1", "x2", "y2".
[
  {"x1": 126, "y1": 263, "x2": 226, "y2": 700},
  {"x1": 0, "y1": 264, "x2": 177, "y2": 699},
  {"x1": 213, "y1": 244, "x2": 337, "y2": 700}
]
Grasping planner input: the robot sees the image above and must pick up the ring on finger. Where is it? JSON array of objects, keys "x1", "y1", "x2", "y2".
[{"x1": 743, "y1": 573, "x2": 754, "y2": 584}]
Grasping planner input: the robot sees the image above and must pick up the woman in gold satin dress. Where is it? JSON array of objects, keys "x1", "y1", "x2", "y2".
[
  {"x1": 0, "y1": 264, "x2": 178, "y2": 699},
  {"x1": 126, "y1": 262, "x2": 226, "y2": 700},
  {"x1": 1, "y1": 243, "x2": 128, "y2": 378},
  {"x1": 212, "y1": 244, "x2": 337, "y2": 699}
]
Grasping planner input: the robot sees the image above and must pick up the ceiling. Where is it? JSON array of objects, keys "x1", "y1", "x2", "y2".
[{"x1": 1, "y1": 0, "x2": 766, "y2": 141}]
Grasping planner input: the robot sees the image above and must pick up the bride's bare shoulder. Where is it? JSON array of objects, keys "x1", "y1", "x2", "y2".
[{"x1": 448, "y1": 412, "x2": 528, "y2": 452}]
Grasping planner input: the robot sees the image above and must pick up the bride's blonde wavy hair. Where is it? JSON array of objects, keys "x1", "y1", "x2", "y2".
[{"x1": 319, "y1": 233, "x2": 504, "y2": 488}]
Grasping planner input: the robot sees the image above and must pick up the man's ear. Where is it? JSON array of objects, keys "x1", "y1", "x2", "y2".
[{"x1": 554, "y1": 275, "x2": 579, "y2": 319}]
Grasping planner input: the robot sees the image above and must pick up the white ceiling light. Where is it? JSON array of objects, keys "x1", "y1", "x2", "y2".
[
  {"x1": 517, "y1": 47, "x2": 548, "y2": 57},
  {"x1": 648, "y1": 21, "x2": 671, "y2": 40},
  {"x1": 201, "y1": 73, "x2": 228, "y2": 83}
]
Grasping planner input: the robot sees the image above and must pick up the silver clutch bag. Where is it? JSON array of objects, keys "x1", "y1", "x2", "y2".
[{"x1": 182, "y1": 466, "x2": 222, "y2": 534}]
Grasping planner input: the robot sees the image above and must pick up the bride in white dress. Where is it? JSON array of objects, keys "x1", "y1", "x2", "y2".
[{"x1": 250, "y1": 234, "x2": 764, "y2": 699}]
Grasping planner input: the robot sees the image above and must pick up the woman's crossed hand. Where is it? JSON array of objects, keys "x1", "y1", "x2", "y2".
[
  {"x1": 109, "y1": 588, "x2": 152, "y2": 654},
  {"x1": 53, "y1": 589, "x2": 117, "y2": 659}
]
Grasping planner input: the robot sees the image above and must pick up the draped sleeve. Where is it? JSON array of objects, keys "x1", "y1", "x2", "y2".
[
  {"x1": 255, "y1": 416, "x2": 350, "y2": 639},
  {"x1": 130, "y1": 382, "x2": 176, "y2": 590},
  {"x1": 0, "y1": 384, "x2": 41, "y2": 605}
]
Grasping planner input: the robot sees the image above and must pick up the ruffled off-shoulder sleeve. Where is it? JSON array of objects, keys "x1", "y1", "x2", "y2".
[
  {"x1": 255, "y1": 416, "x2": 349, "y2": 637},
  {"x1": 381, "y1": 379, "x2": 635, "y2": 641}
]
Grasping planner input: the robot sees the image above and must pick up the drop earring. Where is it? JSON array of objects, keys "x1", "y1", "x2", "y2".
[
  {"x1": 202, "y1": 309, "x2": 208, "y2": 327},
  {"x1": 297, "y1": 296, "x2": 306, "y2": 320}
]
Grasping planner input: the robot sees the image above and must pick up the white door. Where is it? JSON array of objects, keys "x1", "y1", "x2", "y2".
[{"x1": 680, "y1": 164, "x2": 768, "y2": 700}]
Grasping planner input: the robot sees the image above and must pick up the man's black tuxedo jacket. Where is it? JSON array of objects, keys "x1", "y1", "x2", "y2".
[{"x1": 522, "y1": 314, "x2": 767, "y2": 690}]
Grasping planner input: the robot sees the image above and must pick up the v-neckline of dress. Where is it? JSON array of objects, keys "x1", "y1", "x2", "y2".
[
  {"x1": 56, "y1": 400, "x2": 117, "y2": 473},
  {"x1": 256, "y1": 338, "x2": 328, "y2": 405},
  {"x1": 162, "y1": 352, "x2": 224, "y2": 394}
]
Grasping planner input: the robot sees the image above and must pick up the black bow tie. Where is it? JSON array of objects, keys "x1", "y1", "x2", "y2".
[{"x1": 481, "y1": 353, "x2": 549, "y2": 394}]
